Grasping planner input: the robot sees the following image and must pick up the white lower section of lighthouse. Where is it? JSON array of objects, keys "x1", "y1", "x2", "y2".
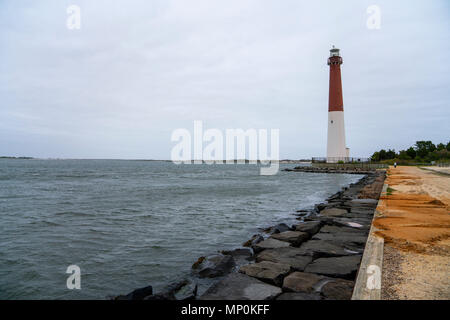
[{"x1": 327, "y1": 111, "x2": 349, "y2": 162}]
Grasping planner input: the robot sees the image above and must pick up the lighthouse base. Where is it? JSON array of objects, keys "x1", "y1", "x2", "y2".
[{"x1": 327, "y1": 111, "x2": 348, "y2": 163}]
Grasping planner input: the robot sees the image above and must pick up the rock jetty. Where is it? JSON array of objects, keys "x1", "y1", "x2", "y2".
[
  {"x1": 116, "y1": 170, "x2": 385, "y2": 300},
  {"x1": 283, "y1": 166, "x2": 378, "y2": 175}
]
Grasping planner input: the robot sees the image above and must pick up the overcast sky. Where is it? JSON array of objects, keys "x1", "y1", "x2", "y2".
[{"x1": 1, "y1": 0, "x2": 449, "y2": 159}]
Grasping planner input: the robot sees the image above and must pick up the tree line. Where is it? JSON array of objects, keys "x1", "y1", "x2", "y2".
[{"x1": 371, "y1": 140, "x2": 450, "y2": 163}]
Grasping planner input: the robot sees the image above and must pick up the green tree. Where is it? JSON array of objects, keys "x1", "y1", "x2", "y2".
[
  {"x1": 426, "y1": 149, "x2": 450, "y2": 162},
  {"x1": 414, "y1": 141, "x2": 436, "y2": 158},
  {"x1": 386, "y1": 149, "x2": 396, "y2": 159},
  {"x1": 398, "y1": 150, "x2": 411, "y2": 160},
  {"x1": 406, "y1": 147, "x2": 416, "y2": 159},
  {"x1": 370, "y1": 141, "x2": 449, "y2": 164},
  {"x1": 371, "y1": 151, "x2": 380, "y2": 162}
]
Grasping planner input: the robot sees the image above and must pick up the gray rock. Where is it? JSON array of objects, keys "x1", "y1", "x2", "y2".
[
  {"x1": 343, "y1": 221, "x2": 365, "y2": 229},
  {"x1": 276, "y1": 292, "x2": 321, "y2": 300},
  {"x1": 239, "y1": 261, "x2": 291, "y2": 286},
  {"x1": 295, "y1": 221, "x2": 322, "y2": 235},
  {"x1": 345, "y1": 204, "x2": 377, "y2": 212},
  {"x1": 270, "y1": 231, "x2": 309, "y2": 246},
  {"x1": 345, "y1": 212, "x2": 374, "y2": 219},
  {"x1": 256, "y1": 247, "x2": 312, "y2": 271},
  {"x1": 117, "y1": 285, "x2": 153, "y2": 300},
  {"x1": 295, "y1": 210, "x2": 311, "y2": 217},
  {"x1": 304, "y1": 255, "x2": 362, "y2": 279},
  {"x1": 347, "y1": 203, "x2": 377, "y2": 210},
  {"x1": 320, "y1": 225, "x2": 368, "y2": 235},
  {"x1": 144, "y1": 292, "x2": 176, "y2": 300},
  {"x1": 243, "y1": 234, "x2": 264, "y2": 247},
  {"x1": 252, "y1": 238, "x2": 291, "y2": 253},
  {"x1": 327, "y1": 191, "x2": 343, "y2": 201},
  {"x1": 312, "y1": 232, "x2": 367, "y2": 246},
  {"x1": 303, "y1": 216, "x2": 320, "y2": 222},
  {"x1": 199, "y1": 273, "x2": 282, "y2": 300},
  {"x1": 221, "y1": 248, "x2": 253, "y2": 260},
  {"x1": 315, "y1": 203, "x2": 328, "y2": 211},
  {"x1": 196, "y1": 254, "x2": 236, "y2": 278},
  {"x1": 319, "y1": 217, "x2": 371, "y2": 229},
  {"x1": 265, "y1": 223, "x2": 292, "y2": 234},
  {"x1": 298, "y1": 240, "x2": 361, "y2": 258},
  {"x1": 319, "y1": 208, "x2": 348, "y2": 217},
  {"x1": 172, "y1": 280, "x2": 198, "y2": 300},
  {"x1": 321, "y1": 279, "x2": 355, "y2": 300},
  {"x1": 282, "y1": 272, "x2": 327, "y2": 293},
  {"x1": 350, "y1": 198, "x2": 378, "y2": 205}
]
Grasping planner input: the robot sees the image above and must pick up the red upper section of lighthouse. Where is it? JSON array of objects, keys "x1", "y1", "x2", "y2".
[{"x1": 328, "y1": 48, "x2": 344, "y2": 112}]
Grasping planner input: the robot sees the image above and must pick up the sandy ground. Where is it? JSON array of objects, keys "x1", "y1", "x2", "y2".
[{"x1": 374, "y1": 166, "x2": 450, "y2": 300}]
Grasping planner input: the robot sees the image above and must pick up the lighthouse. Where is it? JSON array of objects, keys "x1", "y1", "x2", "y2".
[{"x1": 327, "y1": 46, "x2": 349, "y2": 162}]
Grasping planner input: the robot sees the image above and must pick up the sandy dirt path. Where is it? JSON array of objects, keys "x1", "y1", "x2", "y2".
[{"x1": 374, "y1": 166, "x2": 450, "y2": 300}]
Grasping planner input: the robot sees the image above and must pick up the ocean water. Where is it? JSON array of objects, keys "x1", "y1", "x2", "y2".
[{"x1": 0, "y1": 159, "x2": 364, "y2": 299}]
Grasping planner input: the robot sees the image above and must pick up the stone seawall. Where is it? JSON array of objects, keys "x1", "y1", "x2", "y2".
[{"x1": 116, "y1": 170, "x2": 386, "y2": 300}]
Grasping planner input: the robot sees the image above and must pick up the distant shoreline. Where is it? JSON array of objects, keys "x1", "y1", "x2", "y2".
[
  {"x1": 0, "y1": 156, "x2": 34, "y2": 160},
  {"x1": 0, "y1": 157, "x2": 311, "y2": 164}
]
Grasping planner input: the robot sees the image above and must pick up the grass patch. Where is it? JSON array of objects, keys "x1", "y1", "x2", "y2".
[{"x1": 386, "y1": 187, "x2": 396, "y2": 195}]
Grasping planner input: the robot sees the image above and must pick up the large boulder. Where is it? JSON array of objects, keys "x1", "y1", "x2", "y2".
[
  {"x1": 295, "y1": 209, "x2": 311, "y2": 217},
  {"x1": 282, "y1": 272, "x2": 327, "y2": 293},
  {"x1": 239, "y1": 261, "x2": 291, "y2": 286},
  {"x1": 319, "y1": 217, "x2": 371, "y2": 230},
  {"x1": 270, "y1": 231, "x2": 309, "y2": 246},
  {"x1": 315, "y1": 203, "x2": 328, "y2": 211},
  {"x1": 263, "y1": 223, "x2": 292, "y2": 234},
  {"x1": 295, "y1": 221, "x2": 322, "y2": 236},
  {"x1": 243, "y1": 234, "x2": 264, "y2": 247},
  {"x1": 336, "y1": 221, "x2": 365, "y2": 229},
  {"x1": 276, "y1": 292, "x2": 321, "y2": 300},
  {"x1": 298, "y1": 240, "x2": 361, "y2": 258},
  {"x1": 221, "y1": 248, "x2": 254, "y2": 264},
  {"x1": 199, "y1": 273, "x2": 282, "y2": 300},
  {"x1": 252, "y1": 238, "x2": 291, "y2": 253},
  {"x1": 221, "y1": 248, "x2": 253, "y2": 258},
  {"x1": 320, "y1": 225, "x2": 367, "y2": 234},
  {"x1": 315, "y1": 226, "x2": 368, "y2": 248},
  {"x1": 304, "y1": 255, "x2": 362, "y2": 279},
  {"x1": 116, "y1": 285, "x2": 153, "y2": 300},
  {"x1": 194, "y1": 254, "x2": 236, "y2": 278},
  {"x1": 312, "y1": 232, "x2": 367, "y2": 247},
  {"x1": 321, "y1": 279, "x2": 355, "y2": 300},
  {"x1": 319, "y1": 208, "x2": 348, "y2": 217},
  {"x1": 144, "y1": 292, "x2": 176, "y2": 300},
  {"x1": 171, "y1": 280, "x2": 198, "y2": 300},
  {"x1": 350, "y1": 198, "x2": 378, "y2": 205},
  {"x1": 256, "y1": 247, "x2": 312, "y2": 271}
]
